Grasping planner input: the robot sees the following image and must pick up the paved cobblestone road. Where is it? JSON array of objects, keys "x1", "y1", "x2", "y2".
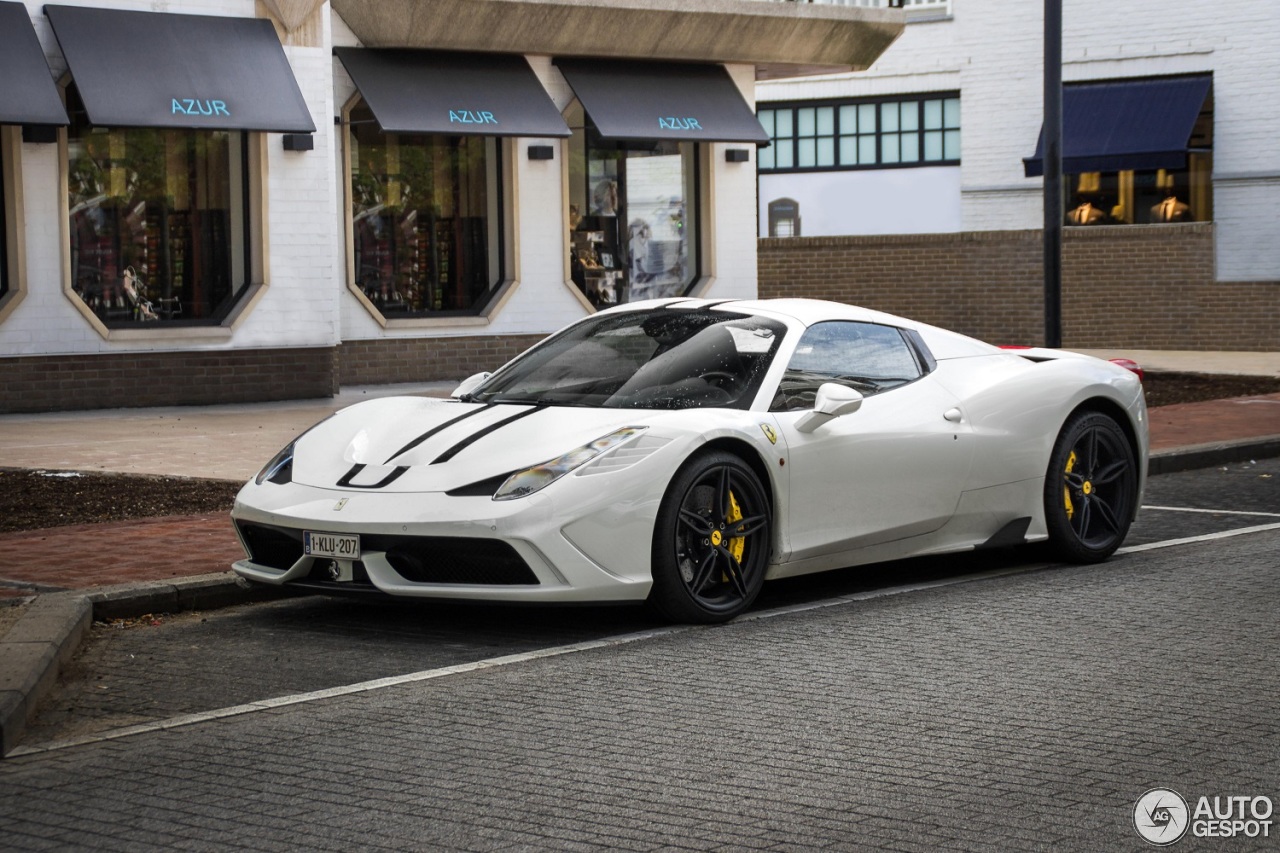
[{"x1": 2, "y1": 524, "x2": 1277, "y2": 850}]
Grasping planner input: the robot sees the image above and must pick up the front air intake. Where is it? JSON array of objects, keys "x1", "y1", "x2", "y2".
[{"x1": 363, "y1": 535, "x2": 539, "y2": 585}]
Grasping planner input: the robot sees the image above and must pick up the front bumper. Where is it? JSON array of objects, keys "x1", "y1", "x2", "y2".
[{"x1": 230, "y1": 479, "x2": 661, "y2": 603}]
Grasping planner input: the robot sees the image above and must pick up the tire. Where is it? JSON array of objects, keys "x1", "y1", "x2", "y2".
[
  {"x1": 1043, "y1": 410, "x2": 1138, "y2": 563},
  {"x1": 648, "y1": 451, "x2": 772, "y2": 624}
]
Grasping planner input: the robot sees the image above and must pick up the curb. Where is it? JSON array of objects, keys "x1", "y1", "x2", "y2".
[
  {"x1": 0, "y1": 573, "x2": 283, "y2": 757},
  {"x1": 1, "y1": 435, "x2": 1277, "y2": 758},
  {"x1": 1149, "y1": 435, "x2": 1280, "y2": 475}
]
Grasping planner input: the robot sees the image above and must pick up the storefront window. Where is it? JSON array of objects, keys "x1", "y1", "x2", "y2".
[
  {"x1": 1065, "y1": 85, "x2": 1212, "y2": 227},
  {"x1": 66, "y1": 86, "x2": 247, "y2": 326},
  {"x1": 348, "y1": 104, "x2": 502, "y2": 317},
  {"x1": 566, "y1": 101, "x2": 699, "y2": 306},
  {"x1": 1065, "y1": 156, "x2": 1213, "y2": 226}
]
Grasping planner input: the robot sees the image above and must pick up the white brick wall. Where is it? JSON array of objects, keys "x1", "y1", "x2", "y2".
[
  {"x1": 757, "y1": 0, "x2": 1280, "y2": 282},
  {"x1": 702, "y1": 63, "x2": 765, "y2": 301}
]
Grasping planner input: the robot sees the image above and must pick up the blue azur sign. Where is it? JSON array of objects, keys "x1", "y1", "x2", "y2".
[
  {"x1": 449, "y1": 110, "x2": 498, "y2": 125},
  {"x1": 659, "y1": 117, "x2": 702, "y2": 131},
  {"x1": 172, "y1": 98, "x2": 230, "y2": 117}
]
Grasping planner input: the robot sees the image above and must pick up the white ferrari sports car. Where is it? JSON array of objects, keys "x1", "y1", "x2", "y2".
[{"x1": 231, "y1": 298, "x2": 1147, "y2": 623}]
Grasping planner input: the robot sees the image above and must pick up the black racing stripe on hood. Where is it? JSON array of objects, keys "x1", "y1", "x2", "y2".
[
  {"x1": 430, "y1": 406, "x2": 541, "y2": 465},
  {"x1": 336, "y1": 463, "x2": 410, "y2": 489},
  {"x1": 382, "y1": 404, "x2": 492, "y2": 465}
]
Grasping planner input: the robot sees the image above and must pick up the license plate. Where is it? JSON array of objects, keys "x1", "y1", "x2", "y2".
[{"x1": 304, "y1": 531, "x2": 361, "y2": 560}]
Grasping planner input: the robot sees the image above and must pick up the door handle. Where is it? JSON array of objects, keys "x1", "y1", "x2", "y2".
[{"x1": 943, "y1": 408, "x2": 963, "y2": 423}]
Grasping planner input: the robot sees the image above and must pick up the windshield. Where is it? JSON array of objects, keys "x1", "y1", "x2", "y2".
[{"x1": 473, "y1": 308, "x2": 786, "y2": 409}]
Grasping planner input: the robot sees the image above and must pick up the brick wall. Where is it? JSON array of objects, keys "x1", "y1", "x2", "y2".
[
  {"x1": 0, "y1": 347, "x2": 338, "y2": 414},
  {"x1": 759, "y1": 224, "x2": 1279, "y2": 351},
  {"x1": 337, "y1": 334, "x2": 544, "y2": 386}
]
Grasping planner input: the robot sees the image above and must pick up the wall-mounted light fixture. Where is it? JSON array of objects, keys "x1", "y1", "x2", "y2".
[
  {"x1": 282, "y1": 133, "x2": 314, "y2": 151},
  {"x1": 528, "y1": 145, "x2": 555, "y2": 161},
  {"x1": 725, "y1": 148, "x2": 750, "y2": 163},
  {"x1": 22, "y1": 125, "x2": 58, "y2": 144}
]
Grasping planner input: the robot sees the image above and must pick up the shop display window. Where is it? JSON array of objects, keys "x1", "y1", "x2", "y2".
[
  {"x1": 347, "y1": 104, "x2": 502, "y2": 318},
  {"x1": 1064, "y1": 156, "x2": 1213, "y2": 226},
  {"x1": 565, "y1": 101, "x2": 699, "y2": 307},
  {"x1": 1059, "y1": 80, "x2": 1212, "y2": 227},
  {"x1": 65, "y1": 86, "x2": 248, "y2": 327}
]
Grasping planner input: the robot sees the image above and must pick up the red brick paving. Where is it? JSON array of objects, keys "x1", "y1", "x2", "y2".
[
  {"x1": 1148, "y1": 393, "x2": 1280, "y2": 452},
  {"x1": 0, "y1": 514, "x2": 242, "y2": 598},
  {"x1": 0, "y1": 395, "x2": 1275, "y2": 599}
]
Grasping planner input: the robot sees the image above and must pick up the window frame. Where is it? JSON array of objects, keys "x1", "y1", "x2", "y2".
[
  {"x1": 0, "y1": 126, "x2": 30, "y2": 325},
  {"x1": 340, "y1": 93, "x2": 517, "y2": 330},
  {"x1": 771, "y1": 320, "x2": 929, "y2": 412},
  {"x1": 758, "y1": 92, "x2": 961, "y2": 174}
]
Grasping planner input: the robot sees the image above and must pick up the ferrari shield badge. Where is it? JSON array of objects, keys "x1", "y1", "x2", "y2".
[{"x1": 760, "y1": 423, "x2": 778, "y2": 445}]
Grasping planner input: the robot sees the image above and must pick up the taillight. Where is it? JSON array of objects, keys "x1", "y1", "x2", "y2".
[{"x1": 1109, "y1": 358, "x2": 1145, "y2": 384}]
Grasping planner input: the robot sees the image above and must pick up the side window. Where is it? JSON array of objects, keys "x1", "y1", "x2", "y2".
[{"x1": 772, "y1": 321, "x2": 922, "y2": 412}]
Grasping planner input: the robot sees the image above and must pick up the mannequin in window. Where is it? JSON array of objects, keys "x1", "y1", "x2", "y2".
[
  {"x1": 1067, "y1": 200, "x2": 1105, "y2": 225},
  {"x1": 591, "y1": 179, "x2": 618, "y2": 216},
  {"x1": 1151, "y1": 195, "x2": 1192, "y2": 222}
]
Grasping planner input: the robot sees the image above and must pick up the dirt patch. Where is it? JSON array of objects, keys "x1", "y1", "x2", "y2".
[
  {"x1": 0, "y1": 469, "x2": 241, "y2": 534},
  {"x1": 1141, "y1": 371, "x2": 1280, "y2": 409}
]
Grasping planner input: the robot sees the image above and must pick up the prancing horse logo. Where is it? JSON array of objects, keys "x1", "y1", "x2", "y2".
[{"x1": 760, "y1": 424, "x2": 778, "y2": 445}]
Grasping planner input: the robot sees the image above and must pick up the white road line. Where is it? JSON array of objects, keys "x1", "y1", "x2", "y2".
[
  {"x1": 1117, "y1": 521, "x2": 1280, "y2": 554},
  {"x1": 1142, "y1": 505, "x2": 1280, "y2": 518},
  {"x1": 11, "y1": 522, "x2": 1280, "y2": 758}
]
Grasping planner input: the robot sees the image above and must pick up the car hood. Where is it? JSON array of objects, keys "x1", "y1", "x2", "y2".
[{"x1": 289, "y1": 396, "x2": 670, "y2": 493}]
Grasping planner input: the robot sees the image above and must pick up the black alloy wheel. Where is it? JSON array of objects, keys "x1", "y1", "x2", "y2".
[
  {"x1": 1044, "y1": 410, "x2": 1138, "y2": 562},
  {"x1": 648, "y1": 451, "x2": 772, "y2": 623}
]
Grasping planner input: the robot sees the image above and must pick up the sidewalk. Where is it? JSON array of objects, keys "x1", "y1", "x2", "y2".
[{"x1": 0, "y1": 369, "x2": 1278, "y2": 754}]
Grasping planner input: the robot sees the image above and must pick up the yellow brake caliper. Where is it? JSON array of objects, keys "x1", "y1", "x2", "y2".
[
  {"x1": 715, "y1": 490, "x2": 746, "y2": 582},
  {"x1": 1064, "y1": 450, "x2": 1077, "y2": 520},
  {"x1": 727, "y1": 491, "x2": 745, "y2": 564}
]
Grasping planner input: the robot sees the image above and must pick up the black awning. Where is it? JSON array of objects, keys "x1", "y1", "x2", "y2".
[
  {"x1": 556, "y1": 59, "x2": 769, "y2": 144},
  {"x1": 0, "y1": 2, "x2": 68, "y2": 126},
  {"x1": 1024, "y1": 76, "x2": 1211, "y2": 177},
  {"x1": 335, "y1": 49, "x2": 570, "y2": 138},
  {"x1": 45, "y1": 4, "x2": 315, "y2": 133}
]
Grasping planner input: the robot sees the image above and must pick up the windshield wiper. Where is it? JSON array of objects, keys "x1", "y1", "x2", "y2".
[{"x1": 487, "y1": 396, "x2": 564, "y2": 407}]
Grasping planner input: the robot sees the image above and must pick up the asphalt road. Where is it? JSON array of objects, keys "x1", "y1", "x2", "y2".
[{"x1": 1, "y1": 460, "x2": 1277, "y2": 850}]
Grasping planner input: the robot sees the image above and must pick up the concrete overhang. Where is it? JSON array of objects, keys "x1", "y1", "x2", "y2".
[{"x1": 330, "y1": 0, "x2": 904, "y2": 80}]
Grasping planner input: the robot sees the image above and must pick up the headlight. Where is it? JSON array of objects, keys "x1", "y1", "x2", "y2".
[
  {"x1": 255, "y1": 440, "x2": 296, "y2": 485},
  {"x1": 493, "y1": 427, "x2": 645, "y2": 501}
]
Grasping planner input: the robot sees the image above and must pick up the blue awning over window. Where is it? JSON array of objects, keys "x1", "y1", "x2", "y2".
[
  {"x1": 0, "y1": 2, "x2": 68, "y2": 126},
  {"x1": 1023, "y1": 76, "x2": 1211, "y2": 178}
]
